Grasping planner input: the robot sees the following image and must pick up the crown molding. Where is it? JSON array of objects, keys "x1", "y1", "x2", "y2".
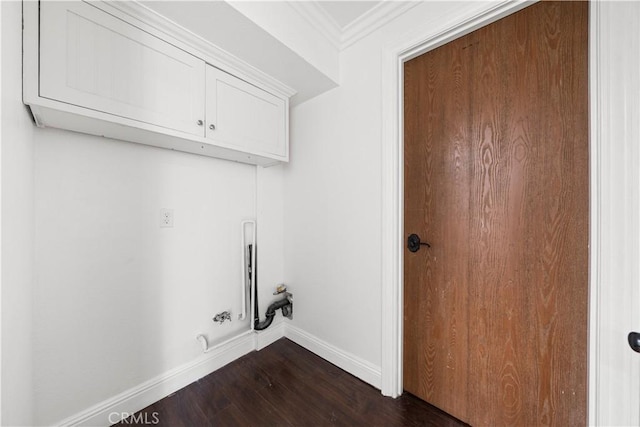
[
  {"x1": 342, "y1": 1, "x2": 421, "y2": 49},
  {"x1": 288, "y1": 1, "x2": 421, "y2": 51},
  {"x1": 288, "y1": 1, "x2": 342, "y2": 49}
]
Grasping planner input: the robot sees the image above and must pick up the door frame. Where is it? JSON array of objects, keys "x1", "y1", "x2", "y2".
[{"x1": 380, "y1": 1, "x2": 640, "y2": 425}]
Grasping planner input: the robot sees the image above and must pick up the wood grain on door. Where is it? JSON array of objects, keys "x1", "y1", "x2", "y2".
[{"x1": 403, "y1": 2, "x2": 588, "y2": 425}]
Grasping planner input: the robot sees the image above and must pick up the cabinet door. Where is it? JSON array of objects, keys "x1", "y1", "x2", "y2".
[
  {"x1": 39, "y1": 1, "x2": 206, "y2": 137},
  {"x1": 205, "y1": 66, "x2": 286, "y2": 158}
]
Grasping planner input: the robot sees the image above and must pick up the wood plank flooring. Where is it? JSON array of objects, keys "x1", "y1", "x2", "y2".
[{"x1": 113, "y1": 338, "x2": 467, "y2": 426}]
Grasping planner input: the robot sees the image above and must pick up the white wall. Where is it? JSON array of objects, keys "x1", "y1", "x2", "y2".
[
  {"x1": 1, "y1": 1, "x2": 35, "y2": 425},
  {"x1": 283, "y1": 0, "x2": 496, "y2": 376},
  {"x1": 284, "y1": 72, "x2": 382, "y2": 367},
  {"x1": 32, "y1": 129, "x2": 258, "y2": 424},
  {"x1": 2, "y1": 2, "x2": 287, "y2": 425},
  {"x1": 257, "y1": 165, "x2": 285, "y2": 318}
]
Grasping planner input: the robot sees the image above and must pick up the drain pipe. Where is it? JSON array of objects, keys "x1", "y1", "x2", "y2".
[
  {"x1": 250, "y1": 243, "x2": 293, "y2": 331},
  {"x1": 254, "y1": 294, "x2": 293, "y2": 331}
]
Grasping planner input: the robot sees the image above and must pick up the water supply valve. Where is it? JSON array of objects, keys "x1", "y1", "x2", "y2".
[
  {"x1": 273, "y1": 284, "x2": 293, "y2": 320},
  {"x1": 213, "y1": 310, "x2": 232, "y2": 324},
  {"x1": 282, "y1": 297, "x2": 293, "y2": 319}
]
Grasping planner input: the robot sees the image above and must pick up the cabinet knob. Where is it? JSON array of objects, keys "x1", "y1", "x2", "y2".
[
  {"x1": 209, "y1": 124, "x2": 216, "y2": 130},
  {"x1": 197, "y1": 120, "x2": 203, "y2": 126}
]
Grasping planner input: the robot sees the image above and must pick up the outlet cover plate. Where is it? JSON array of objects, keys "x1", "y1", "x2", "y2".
[{"x1": 160, "y1": 208, "x2": 174, "y2": 228}]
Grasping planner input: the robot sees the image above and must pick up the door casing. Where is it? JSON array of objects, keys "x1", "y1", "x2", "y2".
[{"x1": 380, "y1": 1, "x2": 640, "y2": 425}]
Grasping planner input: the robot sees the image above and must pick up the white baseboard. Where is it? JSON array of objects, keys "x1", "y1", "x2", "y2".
[
  {"x1": 255, "y1": 320, "x2": 286, "y2": 350},
  {"x1": 284, "y1": 324, "x2": 382, "y2": 389},
  {"x1": 55, "y1": 322, "x2": 382, "y2": 426},
  {"x1": 57, "y1": 331, "x2": 257, "y2": 427}
]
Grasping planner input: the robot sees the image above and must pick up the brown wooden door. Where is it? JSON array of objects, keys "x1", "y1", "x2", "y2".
[{"x1": 403, "y1": 2, "x2": 588, "y2": 426}]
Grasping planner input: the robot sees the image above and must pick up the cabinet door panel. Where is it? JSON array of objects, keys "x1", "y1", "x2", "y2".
[
  {"x1": 206, "y1": 66, "x2": 286, "y2": 158},
  {"x1": 39, "y1": 1, "x2": 205, "y2": 137}
]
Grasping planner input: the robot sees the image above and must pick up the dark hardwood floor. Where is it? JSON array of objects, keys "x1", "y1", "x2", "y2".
[{"x1": 114, "y1": 338, "x2": 467, "y2": 426}]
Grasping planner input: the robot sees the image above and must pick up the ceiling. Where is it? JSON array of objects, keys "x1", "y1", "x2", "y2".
[{"x1": 316, "y1": 1, "x2": 381, "y2": 29}]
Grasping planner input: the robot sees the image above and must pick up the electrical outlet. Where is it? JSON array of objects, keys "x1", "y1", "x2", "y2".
[{"x1": 160, "y1": 208, "x2": 174, "y2": 228}]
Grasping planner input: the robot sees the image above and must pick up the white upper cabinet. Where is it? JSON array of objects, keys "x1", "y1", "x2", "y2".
[
  {"x1": 39, "y1": 1, "x2": 206, "y2": 137},
  {"x1": 23, "y1": 1, "x2": 291, "y2": 166},
  {"x1": 206, "y1": 66, "x2": 286, "y2": 158}
]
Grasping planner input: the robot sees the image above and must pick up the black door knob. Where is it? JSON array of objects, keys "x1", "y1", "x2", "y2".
[
  {"x1": 407, "y1": 234, "x2": 430, "y2": 253},
  {"x1": 629, "y1": 332, "x2": 640, "y2": 353}
]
